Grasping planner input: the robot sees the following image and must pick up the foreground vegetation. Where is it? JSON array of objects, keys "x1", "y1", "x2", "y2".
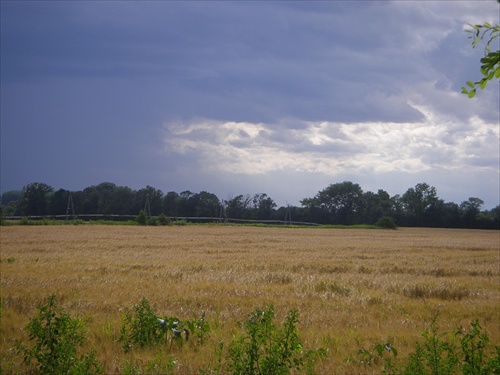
[
  {"x1": 1, "y1": 226, "x2": 499, "y2": 373},
  {"x1": 5, "y1": 295, "x2": 498, "y2": 374}
]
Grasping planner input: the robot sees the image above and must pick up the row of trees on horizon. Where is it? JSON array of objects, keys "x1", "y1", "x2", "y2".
[{"x1": 1, "y1": 181, "x2": 498, "y2": 229}]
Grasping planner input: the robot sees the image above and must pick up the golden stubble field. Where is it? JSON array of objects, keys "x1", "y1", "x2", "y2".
[{"x1": 1, "y1": 225, "x2": 499, "y2": 374}]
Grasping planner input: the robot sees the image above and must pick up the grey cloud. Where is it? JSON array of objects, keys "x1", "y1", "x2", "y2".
[
  {"x1": 4, "y1": 1, "x2": 480, "y2": 124},
  {"x1": 2, "y1": 1, "x2": 498, "y2": 209}
]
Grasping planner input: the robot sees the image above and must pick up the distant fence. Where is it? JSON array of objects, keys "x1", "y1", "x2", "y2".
[{"x1": 5, "y1": 214, "x2": 321, "y2": 226}]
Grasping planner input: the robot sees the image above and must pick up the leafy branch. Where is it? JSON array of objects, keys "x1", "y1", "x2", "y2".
[{"x1": 462, "y1": 20, "x2": 500, "y2": 98}]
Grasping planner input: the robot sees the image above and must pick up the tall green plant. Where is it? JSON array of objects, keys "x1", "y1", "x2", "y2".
[
  {"x1": 136, "y1": 210, "x2": 148, "y2": 225},
  {"x1": 370, "y1": 315, "x2": 500, "y2": 375},
  {"x1": 227, "y1": 306, "x2": 325, "y2": 375},
  {"x1": 119, "y1": 297, "x2": 164, "y2": 351},
  {"x1": 456, "y1": 320, "x2": 500, "y2": 375},
  {"x1": 16, "y1": 294, "x2": 103, "y2": 374}
]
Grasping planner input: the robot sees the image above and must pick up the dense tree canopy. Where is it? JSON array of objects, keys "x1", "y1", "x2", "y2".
[{"x1": 1, "y1": 181, "x2": 498, "y2": 229}]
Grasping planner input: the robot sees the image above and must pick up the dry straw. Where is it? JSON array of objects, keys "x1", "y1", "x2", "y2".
[{"x1": 1, "y1": 225, "x2": 499, "y2": 374}]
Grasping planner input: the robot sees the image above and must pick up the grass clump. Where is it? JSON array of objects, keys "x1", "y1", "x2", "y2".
[
  {"x1": 403, "y1": 283, "x2": 471, "y2": 301},
  {"x1": 121, "y1": 352, "x2": 176, "y2": 375},
  {"x1": 172, "y1": 219, "x2": 188, "y2": 226},
  {"x1": 315, "y1": 281, "x2": 351, "y2": 296}
]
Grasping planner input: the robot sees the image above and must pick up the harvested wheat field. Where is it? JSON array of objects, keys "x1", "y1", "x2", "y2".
[{"x1": 1, "y1": 225, "x2": 499, "y2": 374}]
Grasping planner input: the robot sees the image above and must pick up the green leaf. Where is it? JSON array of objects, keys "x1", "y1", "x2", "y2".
[
  {"x1": 461, "y1": 87, "x2": 469, "y2": 95},
  {"x1": 468, "y1": 89, "x2": 476, "y2": 98},
  {"x1": 494, "y1": 68, "x2": 500, "y2": 78},
  {"x1": 480, "y1": 79, "x2": 488, "y2": 90},
  {"x1": 466, "y1": 81, "x2": 475, "y2": 88}
]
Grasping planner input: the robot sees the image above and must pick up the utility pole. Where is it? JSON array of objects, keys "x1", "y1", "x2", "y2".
[
  {"x1": 284, "y1": 202, "x2": 292, "y2": 225},
  {"x1": 219, "y1": 201, "x2": 227, "y2": 223},
  {"x1": 144, "y1": 194, "x2": 151, "y2": 217},
  {"x1": 66, "y1": 193, "x2": 75, "y2": 220}
]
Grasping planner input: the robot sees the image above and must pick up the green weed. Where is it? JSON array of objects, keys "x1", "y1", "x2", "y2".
[
  {"x1": 15, "y1": 294, "x2": 103, "y2": 374},
  {"x1": 119, "y1": 298, "x2": 211, "y2": 352},
  {"x1": 456, "y1": 320, "x2": 499, "y2": 375},
  {"x1": 119, "y1": 297, "x2": 165, "y2": 351},
  {"x1": 352, "y1": 315, "x2": 500, "y2": 375},
  {"x1": 226, "y1": 305, "x2": 325, "y2": 375}
]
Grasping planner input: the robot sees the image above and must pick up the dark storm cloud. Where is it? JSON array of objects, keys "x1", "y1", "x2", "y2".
[
  {"x1": 1, "y1": 1, "x2": 438, "y2": 123},
  {"x1": 1, "y1": 1, "x2": 498, "y2": 208}
]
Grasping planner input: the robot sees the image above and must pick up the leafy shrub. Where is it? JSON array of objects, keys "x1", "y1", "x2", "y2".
[
  {"x1": 19, "y1": 217, "x2": 36, "y2": 225},
  {"x1": 353, "y1": 315, "x2": 500, "y2": 375},
  {"x1": 119, "y1": 298, "x2": 210, "y2": 352},
  {"x1": 355, "y1": 342, "x2": 398, "y2": 372},
  {"x1": 119, "y1": 297, "x2": 164, "y2": 351},
  {"x1": 16, "y1": 294, "x2": 103, "y2": 374},
  {"x1": 136, "y1": 210, "x2": 148, "y2": 226},
  {"x1": 226, "y1": 305, "x2": 325, "y2": 375},
  {"x1": 147, "y1": 217, "x2": 159, "y2": 226},
  {"x1": 172, "y1": 219, "x2": 188, "y2": 226},
  {"x1": 403, "y1": 315, "x2": 458, "y2": 375},
  {"x1": 455, "y1": 320, "x2": 499, "y2": 375},
  {"x1": 0, "y1": 206, "x2": 9, "y2": 226},
  {"x1": 157, "y1": 214, "x2": 171, "y2": 226},
  {"x1": 375, "y1": 216, "x2": 398, "y2": 229}
]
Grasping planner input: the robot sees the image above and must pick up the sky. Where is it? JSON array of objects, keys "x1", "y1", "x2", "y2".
[{"x1": 1, "y1": 1, "x2": 499, "y2": 209}]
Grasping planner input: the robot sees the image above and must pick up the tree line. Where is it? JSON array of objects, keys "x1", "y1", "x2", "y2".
[{"x1": 1, "y1": 181, "x2": 498, "y2": 229}]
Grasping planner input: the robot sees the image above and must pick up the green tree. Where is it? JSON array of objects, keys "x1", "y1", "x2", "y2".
[
  {"x1": 49, "y1": 189, "x2": 71, "y2": 215},
  {"x1": 178, "y1": 190, "x2": 195, "y2": 216},
  {"x1": 462, "y1": 4, "x2": 500, "y2": 98},
  {"x1": 1, "y1": 190, "x2": 23, "y2": 216},
  {"x1": 163, "y1": 191, "x2": 180, "y2": 216},
  {"x1": 192, "y1": 191, "x2": 221, "y2": 217},
  {"x1": 226, "y1": 194, "x2": 252, "y2": 219},
  {"x1": 484, "y1": 205, "x2": 500, "y2": 229},
  {"x1": 252, "y1": 193, "x2": 277, "y2": 220},
  {"x1": 134, "y1": 186, "x2": 164, "y2": 215},
  {"x1": 20, "y1": 182, "x2": 54, "y2": 216},
  {"x1": 1, "y1": 190, "x2": 23, "y2": 206},
  {"x1": 401, "y1": 183, "x2": 439, "y2": 227},
  {"x1": 360, "y1": 189, "x2": 393, "y2": 224},
  {"x1": 107, "y1": 185, "x2": 135, "y2": 215},
  {"x1": 81, "y1": 182, "x2": 134, "y2": 215},
  {"x1": 301, "y1": 181, "x2": 364, "y2": 225},
  {"x1": 460, "y1": 197, "x2": 484, "y2": 228}
]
